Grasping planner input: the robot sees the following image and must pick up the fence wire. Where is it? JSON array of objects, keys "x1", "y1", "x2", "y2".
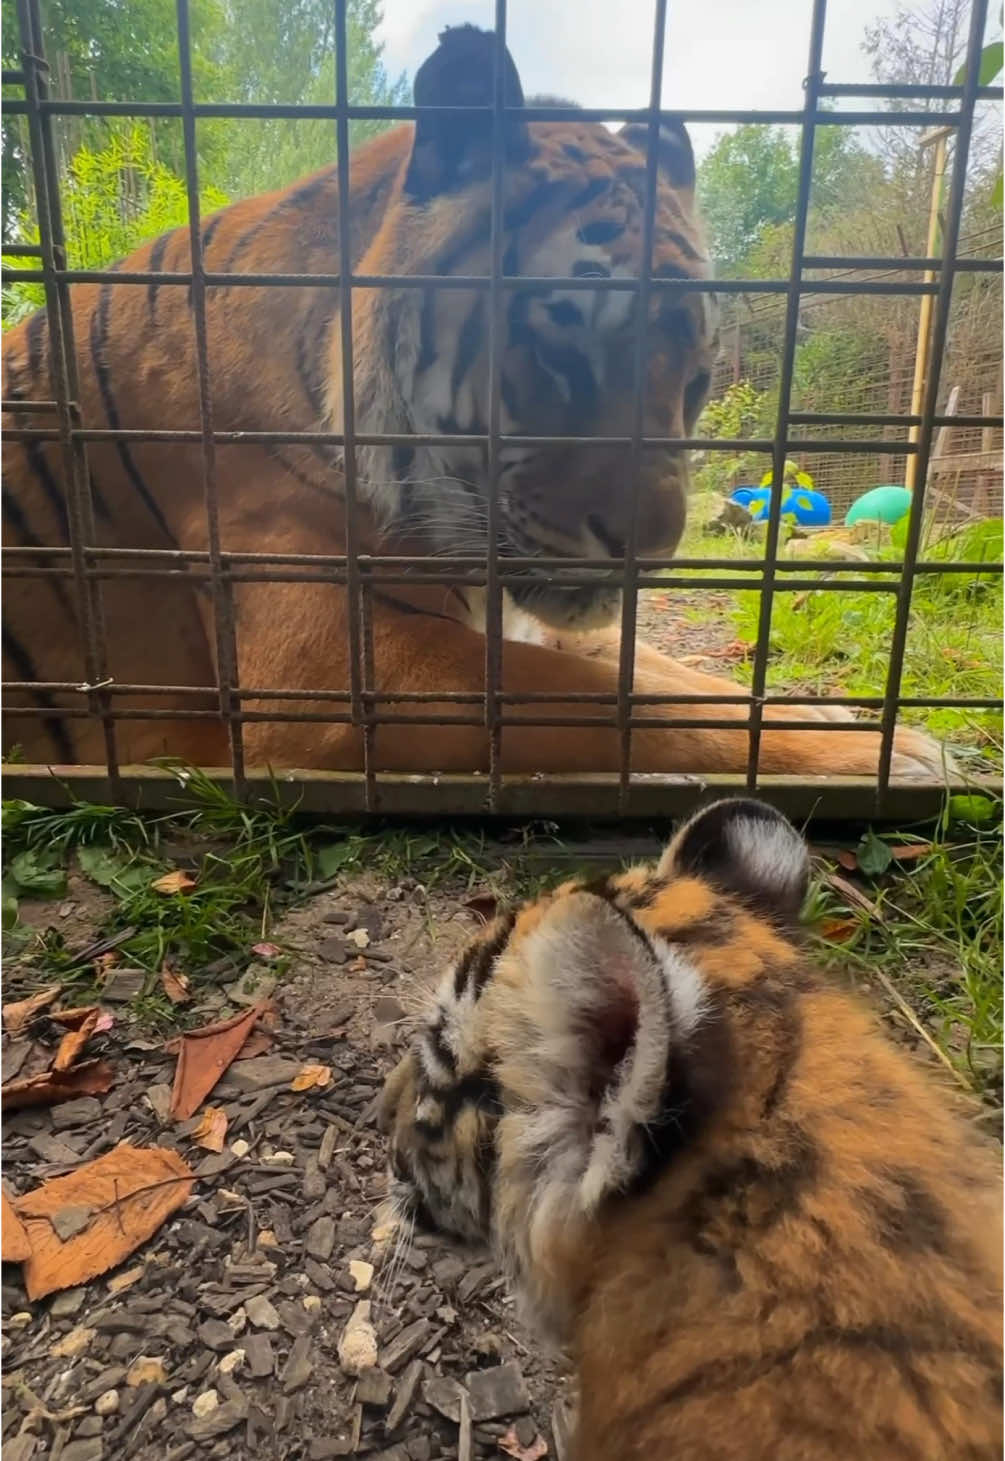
[{"x1": 2, "y1": 0, "x2": 1003, "y2": 818}]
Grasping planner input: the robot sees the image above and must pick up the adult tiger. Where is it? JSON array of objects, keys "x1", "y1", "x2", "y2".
[{"x1": 3, "y1": 24, "x2": 944, "y2": 779}]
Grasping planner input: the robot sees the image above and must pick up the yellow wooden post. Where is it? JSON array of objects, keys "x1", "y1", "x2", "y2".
[{"x1": 905, "y1": 126, "x2": 954, "y2": 492}]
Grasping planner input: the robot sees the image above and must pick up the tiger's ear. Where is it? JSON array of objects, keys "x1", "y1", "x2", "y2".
[
  {"x1": 659, "y1": 798, "x2": 809, "y2": 922},
  {"x1": 516, "y1": 892, "x2": 675, "y2": 1211},
  {"x1": 404, "y1": 25, "x2": 530, "y2": 202},
  {"x1": 618, "y1": 119, "x2": 695, "y2": 195}
]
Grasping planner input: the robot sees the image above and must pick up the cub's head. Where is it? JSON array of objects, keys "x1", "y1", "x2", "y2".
[
  {"x1": 348, "y1": 23, "x2": 718, "y2": 632},
  {"x1": 380, "y1": 799, "x2": 809, "y2": 1339}
]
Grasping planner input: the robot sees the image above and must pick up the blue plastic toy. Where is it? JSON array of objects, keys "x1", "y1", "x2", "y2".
[
  {"x1": 728, "y1": 485, "x2": 831, "y2": 526},
  {"x1": 782, "y1": 488, "x2": 831, "y2": 526}
]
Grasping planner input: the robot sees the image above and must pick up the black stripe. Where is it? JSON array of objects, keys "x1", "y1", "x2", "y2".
[
  {"x1": 147, "y1": 230, "x2": 172, "y2": 321},
  {"x1": 499, "y1": 374, "x2": 521, "y2": 424},
  {"x1": 570, "y1": 177, "x2": 608, "y2": 209},
  {"x1": 450, "y1": 298, "x2": 483, "y2": 397},
  {"x1": 2, "y1": 488, "x2": 75, "y2": 618},
  {"x1": 88, "y1": 469, "x2": 112, "y2": 523},
  {"x1": 222, "y1": 168, "x2": 337, "y2": 271},
  {"x1": 535, "y1": 340, "x2": 597, "y2": 417},
  {"x1": 370, "y1": 589, "x2": 460, "y2": 626},
  {"x1": 470, "y1": 914, "x2": 517, "y2": 999},
  {"x1": 90, "y1": 284, "x2": 176, "y2": 543},
  {"x1": 441, "y1": 1070, "x2": 503, "y2": 1125},
  {"x1": 417, "y1": 289, "x2": 437, "y2": 374},
  {"x1": 26, "y1": 309, "x2": 47, "y2": 381},
  {"x1": 186, "y1": 212, "x2": 227, "y2": 307},
  {"x1": 623, "y1": 1320, "x2": 994, "y2": 1429},
  {"x1": 294, "y1": 300, "x2": 334, "y2": 418},
  {"x1": 666, "y1": 229, "x2": 703, "y2": 261},
  {"x1": 392, "y1": 445, "x2": 415, "y2": 479},
  {"x1": 2, "y1": 628, "x2": 75, "y2": 762},
  {"x1": 503, "y1": 181, "x2": 563, "y2": 233},
  {"x1": 5, "y1": 351, "x2": 70, "y2": 540},
  {"x1": 425, "y1": 1017, "x2": 457, "y2": 1078}
]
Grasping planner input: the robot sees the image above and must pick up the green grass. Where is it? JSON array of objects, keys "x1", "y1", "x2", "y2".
[
  {"x1": 666, "y1": 499, "x2": 1003, "y2": 766},
  {"x1": 3, "y1": 773, "x2": 1001, "y2": 1111}
]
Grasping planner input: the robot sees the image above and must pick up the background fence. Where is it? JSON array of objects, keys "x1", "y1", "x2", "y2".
[{"x1": 2, "y1": 0, "x2": 1003, "y2": 820}]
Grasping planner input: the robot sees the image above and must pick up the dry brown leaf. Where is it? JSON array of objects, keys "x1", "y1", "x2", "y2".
[
  {"x1": 13, "y1": 1142, "x2": 194, "y2": 1300},
  {"x1": 464, "y1": 892, "x2": 500, "y2": 924},
  {"x1": 2, "y1": 985, "x2": 61, "y2": 1034},
  {"x1": 835, "y1": 849, "x2": 859, "y2": 871},
  {"x1": 160, "y1": 966, "x2": 192, "y2": 1005},
  {"x1": 234, "y1": 1030, "x2": 274, "y2": 1061},
  {"x1": 817, "y1": 916, "x2": 859, "y2": 945},
  {"x1": 53, "y1": 1009, "x2": 100, "y2": 1072},
  {"x1": 2, "y1": 1060, "x2": 116, "y2": 1112},
  {"x1": 169, "y1": 1003, "x2": 264, "y2": 1120},
  {"x1": 191, "y1": 1106, "x2": 228, "y2": 1153},
  {"x1": 499, "y1": 1428, "x2": 548, "y2": 1461},
  {"x1": 890, "y1": 843, "x2": 934, "y2": 863},
  {"x1": 290, "y1": 1064, "x2": 332, "y2": 1092},
  {"x1": 150, "y1": 869, "x2": 196, "y2": 896},
  {"x1": 2, "y1": 1189, "x2": 32, "y2": 1262}
]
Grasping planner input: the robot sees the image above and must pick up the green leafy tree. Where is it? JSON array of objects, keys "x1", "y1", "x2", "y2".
[
  {"x1": 211, "y1": 0, "x2": 408, "y2": 199},
  {"x1": 697, "y1": 123, "x2": 884, "y2": 276},
  {"x1": 3, "y1": 124, "x2": 227, "y2": 327}
]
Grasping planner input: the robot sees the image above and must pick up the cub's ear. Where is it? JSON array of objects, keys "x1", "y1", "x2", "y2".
[
  {"x1": 512, "y1": 892, "x2": 675, "y2": 1212},
  {"x1": 659, "y1": 798, "x2": 809, "y2": 922},
  {"x1": 618, "y1": 119, "x2": 695, "y2": 195},
  {"x1": 404, "y1": 25, "x2": 530, "y2": 202}
]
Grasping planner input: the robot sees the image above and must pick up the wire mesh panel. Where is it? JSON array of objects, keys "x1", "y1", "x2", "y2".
[{"x1": 2, "y1": 0, "x2": 1002, "y2": 818}]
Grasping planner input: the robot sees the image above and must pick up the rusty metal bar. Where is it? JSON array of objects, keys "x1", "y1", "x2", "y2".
[
  {"x1": 480, "y1": 1, "x2": 512, "y2": 810},
  {"x1": 743, "y1": 0, "x2": 829, "y2": 794},
  {"x1": 332, "y1": 0, "x2": 367, "y2": 795},
  {"x1": 176, "y1": 0, "x2": 246, "y2": 791},
  {"x1": 14, "y1": 0, "x2": 119, "y2": 781},
  {"x1": 3, "y1": 1, "x2": 1002, "y2": 818},
  {"x1": 7, "y1": 95, "x2": 993, "y2": 124},
  {"x1": 877, "y1": 0, "x2": 992, "y2": 791},
  {"x1": 616, "y1": 0, "x2": 668, "y2": 811},
  {"x1": 9, "y1": 263, "x2": 1001, "y2": 291}
]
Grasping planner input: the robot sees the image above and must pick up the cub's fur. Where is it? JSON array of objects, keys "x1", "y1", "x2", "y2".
[
  {"x1": 381, "y1": 799, "x2": 1003, "y2": 1460},
  {"x1": 3, "y1": 26, "x2": 944, "y2": 780}
]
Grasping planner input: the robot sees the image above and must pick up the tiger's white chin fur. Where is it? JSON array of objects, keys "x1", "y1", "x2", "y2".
[{"x1": 461, "y1": 584, "x2": 623, "y2": 644}]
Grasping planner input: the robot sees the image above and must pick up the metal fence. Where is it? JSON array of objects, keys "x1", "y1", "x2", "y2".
[{"x1": 2, "y1": 0, "x2": 1003, "y2": 820}]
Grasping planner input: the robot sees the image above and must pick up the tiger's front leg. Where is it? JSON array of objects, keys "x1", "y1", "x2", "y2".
[{"x1": 238, "y1": 584, "x2": 948, "y2": 779}]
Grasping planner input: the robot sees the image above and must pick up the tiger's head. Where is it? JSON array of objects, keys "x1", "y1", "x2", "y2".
[
  {"x1": 379, "y1": 799, "x2": 810, "y2": 1342},
  {"x1": 344, "y1": 24, "x2": 718, "y2": 632}
]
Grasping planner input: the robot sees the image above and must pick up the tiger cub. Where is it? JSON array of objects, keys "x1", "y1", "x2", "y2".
[{"x1": 381, "y1": 798, "x2": 1003, "y2": 1461}]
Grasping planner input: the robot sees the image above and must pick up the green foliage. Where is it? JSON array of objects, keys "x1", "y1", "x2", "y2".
[
  {"x1": 693, "y1": 379, "x2": 772, "y2": 495},
  {"x1": 3, "y1": 124, "x2": 227, "y2": 326},
  {"x1": 697, "y1": 123, "x2": 883, "y2": 275},
  {"x1": 212, "y1": 0, "x2": 408, "y2": 199}
]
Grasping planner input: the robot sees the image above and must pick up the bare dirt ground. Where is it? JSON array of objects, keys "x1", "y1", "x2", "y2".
[{"x1": 2, "y1": 871, "x2": 575, "y2": 1461}]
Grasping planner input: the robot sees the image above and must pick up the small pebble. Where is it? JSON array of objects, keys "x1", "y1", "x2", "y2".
[
  {"x1": 192, "y1": 1390, "x2": 220, "y2": 1419},
  {"x1": 230, "y1": 1139, "x2": 250, "y2": 1158},
  {"x1": 244, "y1": 1295, "x2": 280, "y2": 1331},
  {"x1": 349, "y1": 1260, "x2": 373, "y2": 1294},
  {"x1": 94, "y1": 1390, "x2": 120, "y2": 1417},
  {"x1": 302, "y1": 1295, "x2": 322, "y2": 1315},
  {"x1": 218, "y1": 1350, "x2": 245, "y2": 1376},
  {"x1": 226, "y1": 1307, "x2": 247, "y2": 1336},
  {"x1": 261, "y1": 1150, "x2": 296, "y2": 1167}
]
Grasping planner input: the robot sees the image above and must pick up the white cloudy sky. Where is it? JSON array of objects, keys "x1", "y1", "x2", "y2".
[{"x1": 376, "y1": 0, "x2": 906, "y2": 156}]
